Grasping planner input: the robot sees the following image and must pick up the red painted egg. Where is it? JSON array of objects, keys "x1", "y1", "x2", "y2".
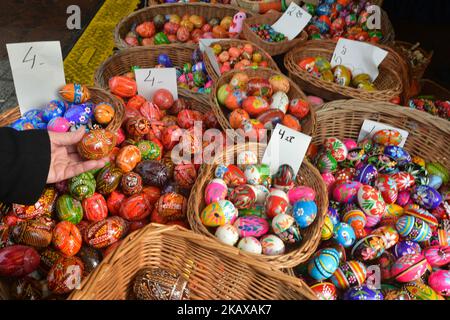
[
  {"x1": 12, "y1": 186, "x2": 57, "y2": 220},
  {"x1": 52, "y1": 221, "x2": 82, "y2": 257},
  {"x1": 156, "y1": 193, "x2": 187, "y2": 221},
  {"x1": 85, "y1": 216, "x2": 129, "y2": 249},
  {"x1": 174, "y1": 163, "x2": 197, "y2": 189},
  {"x1": 229, "y1": 185, "x2": 257, "y2": 210},
  {"x1": 203, "y1": 110, "x2": 219, "y2": 129},
  {"x1": 161, "y1": 125, "x2": 183, "y2": 150},
  {"x1": 116, "y1": 145, "x2": 142, "y2": 173},
  {"x1": 265, "y1": 189, "x2": 289, "y2": 218},
  {"x1": 164, "y1": 21, "x2": 179, "y2": 35},
  {"x1": 121, "y1": 172, "x2": 143, "y2": 196},
  {"x1": 82, "y1": 193, "x2": 108, "y2": 222},
  {"x1": 47, "y1": 256, "x2": 84, "y2": 294},
  {"x1": 176, "y1": 26, "x2": 190, "y2": 42},
  {"x1": 282, "y1": 114, "x2": 302, "y2": 132},
  {"x1": 288, "y1": 99, "x2": 310, "y2": 119},
  {"x1": 222, "y1": 165, "x2": 246, "y2": 187},
  {"x1": 152, "y1": 89, "x2": 174, "y2": 110},
  {"x1": 142, "y1": 186, "x2": 161, "y2": 205},
  {"x1": 177, "y1": 109, "x2": 203, "y2": 129},
  {"x1": 0, "y1": 245, "x2": 40, "y2": 277},
  {"x1": 247, "y1": 78, "x2": 272, "y2": 97},
  {"x1": 125, "y1": 116, "x2": 151, "y2": 140},
  {"x1": 107, "y1": 190, "x2": 126, "y2": 216},
  {"x1": 242, "y1": 96, "x2": 270, "y2": 117},
  {"x1": 119, "y1": 193, "x2": 152, "y2": 221},
  {"x1": 78, "y1": 129, "x2": 117, "y2": 160},
  {"x1": 392, "y1": 172, "x2": 415, "y2": 192}
]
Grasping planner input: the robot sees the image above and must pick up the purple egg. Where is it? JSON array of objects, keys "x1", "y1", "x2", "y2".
[
  {"x1": 396, "y1": 190, "x2": 411, "y2": 207},
  {"x1": 47, "y1": 117, "x2": 71, "y2": 132},
  {"x1": 383, "y1": 146, "x2": 411, "y2": 166},
  {"x1": 355, "y1": 164, "x2": 378, "y2": 185},
  {"x1": 412, "y1": 185, "x2": 442, "y2": 210},
  {"x1": 344, "y1": 285, "x2": 383, "y2": 300},
  {"x1": 64, "y1": 102, "x2": 94, "y2": 125},
  {"x1": 393, "y1": 240, "x2": 422, "y2": 259},
  {"x1": 42, "y1": 100, "x2": 67, "y2": 122}
]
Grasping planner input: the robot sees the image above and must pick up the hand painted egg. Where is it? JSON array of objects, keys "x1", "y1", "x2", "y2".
[
  {"x1": 60, "y1": 83, "x2": 90, "y2": 103},
  {"x1": 42, "y1": 100, "x2": 67, "y2": 122},
  {"x1": 321, "y1": 172, "x2": 336, "y2": 193},
  {"x1": 344, "y1": 285, "x2": 383, "y2": 300},
  {"x1": 135, "y1": 140, "x2": 161, "y2": 161},
  {"x1": 77, "y1": 246, "x2": 102, "y2": 275},
  {"x1": 322, "y1": 215, "x2": 334, "y2": 240},
  {"x1": 357, "y1": 185, "x2": 386, "y2": 217},
  {"x1": 265, "y1": 189, "x2": 289, "y2": 218},
  {"x1": 201, "y1": 200, "x2": 237, "y2": 227},
  {"x1": 125, "y1": 116, "x2": 150, "y2": 140},
  {"x1": 244, "y1": 164, "x2": 270, "y2": 186},
  {"x1": 330, "y1": 260, "x2": 367, "y2": 290},
  {"x1": 261, "y1": 235, "x2": 285, "y2": 256},
  {"x1": 52, "y1": 221, "x2": 82, "y2": 257},
  {"x1": 247, "y1": 78, "x2": 273, "y2": 97},
  {"x1": 342, "y1": 209, "x2": 366, "y2": 235},
  {"x1": 423, "y1": 245, "x2": 450, "y2": 267},
  {"x1": 308, "y1": 248, "x2": 340, "y2": 281},
  {"x1": 152, "y1": 89, "x2": 174, "y2": 110},
  {"x1": 85, "y1": 216, "x2": 128, "y2": 249},
  {"x1": 174, "y1": 163, "x2": 197, "y2": 189},
  {"x1": 293, "y1": 200, "x2": 318, "y2": 228},
  {"x1": 355, "y1": 164, "x2": 378, "y2": 184},
  {"x1": 391, "y1": 253, "x2": 430, "y2": 283},
  {"x1": 11, "y1": 217, "x2": 53, "y2": 248},
  {"x1": 395, "y1": 215, "x2": 432, "y2": 242},
  {"x1": 287, "y1": 186, "x2": 316, "y2": 204},
  {"x1": 423, "y1": 227, "x2": 450, "y2": 247},
  {"x1": 288, "y1": 99, "x2": 310, "y2": 119},
  {"x1": 237, "y1": 237, "x2": 262, "y2": 254},
  {"x1": 69, "y1": 172, "x2": 96, "y2": 200},
  {"x1": 333, "y1": 65, "x2": 352, "y2": 86},
  {"x1": 310, "y1": 282, "x2": 337, "y2": 300},
  {"x1": 64, "y1": 102, "x2": 94, "y2": 125},
  {"x1": 404, "y1": 204, "x2": 438, "y2": 228},
  {"x1": 428, "y1": 175, "x2": 443, "y2": 189},
  {"x1": 375, "y1": 174, "x2": 398, "y2": 204},
  {"x1": 412, "y1": 185, "x2": 442, "y2": 210},
  {"x1": 393, "y1": 240, "x2": 422, "y2": 259},
  {"x1": 332, "y1": 181, "x2": 361, "y2": 204},
  {"x1": 273, "y1": 164, "x2": 295, "y2": 191},
  {"x1": 371, "y1": 225, "x2": 399, "y2": 249},
  {"x1": 155, "y1": 193, "x2": 186, "y2": 221},
  {"x1": 94, "y1": 102, "x2": 115, "y2": 125},
  {"x1": 82, "y1": 193, "x2": 108, "y2": 222},
  {"x1": 242, "y1": 96, "x2": 270, "y2": 117},
  {"x1": 272, "y1": 213, "x2": 302, "y2": 244},
  {"x1": 47, "y1": 256, "x2": 84, "y2": 294},
  {"x1": 47, "y1": 117, "x2": 71, "y2": 132},
  {"x1": 333, "y1": 222, "x2": 356, "y2": 248},
  {"x1": 12, "y1": 186, "x2": 57, "y2": 220},
  {"x1": 234, "y1": 215, "x2": 269, "y2": 238},
  {"x1": 351, "y1": 235, "x2": 386, "y2": 261},
  {"x1": 0, "y1": 245, "x2": 40, "y2": 277},
  {"x1": 237, "y1": 151, "x2": 258, "y2": 168},
  {"x1": 428, "y1": 270, "x2": 450, "y2": 296},
  {"x1": 317, "y1": 152, "x2": 338, "y2": 173},
  {"x1": 96, "y1": 164, "x2": 123, "y2": 195},
  {"x1": 324, "y1": 137, "x2": 348, "y2": 162},
  {"x1": 269, "y1": 91, "x2": 289, "y2": 114},
  {"x1": 215, "y1": 224, "x2": 239, "y2": 246},
  {"x1": 391, "y1": 172, "x2": 415, "y2": 192},
  {"x1": 221, "y1": 165, "x2": 246, "y2": 187},
  {"x1": 403, "y1": 282, "x2": 444, "y2": 300},
  {"x1": 372, "y1": 129, "x2": 402, "y2": 146},
  {"x1": 383, "y1": 146, "x2": 411, "y2": 166},
  {"x1": 253, "y1": 185, "x2": 270, "y2": 205},
  {"x1": 327, "y1": 207, "x2": 340, "y2": 226},
  {"x1": 56, "y1": 195, "x2": 83, "y2": 224},
  {"x1": 120, "y1": 193, "x2": 152, "y2": 221},
  {"x1": 116, "y1": 145, "x2": 142, "y2": 173},
  {"x1": 121, "y1": 172, "x2": 143, "y2": 196},
  {"x1": 135, "y1": 161, "x2": 170, "y2": 188},
  {"x1": 204, "y1": 179, "x2": 228, "y2": 205},
  {"x1": 224, "y1": 89, "x2": 246, "y2": 110},
  {"x1": 269, "y1": 75, "x2": 290, "y2": 93},
  {"x1": 396, "y1": 190, "x2": 411, "y2": 207},
  {"x1": 229, "y1": 185, "x2": 256, "y2": 210},
  {"x1": 78, "y1": 129, "x2": 116, "y2": 160}
]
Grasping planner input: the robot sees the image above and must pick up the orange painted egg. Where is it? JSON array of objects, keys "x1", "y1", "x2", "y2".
[
  {"x1": 94, "y1": 103, "x2": 115, "y2": 125},
  {"x1": 59, "y1": 83, "x2": 90, "y2": 104},
  {"x1": 229, "y1": 108, "x2": 250, "y2": 129},
  {"x1": 119, "y1": 193, "x2": 152, "y2": 221},
  {"x1": 282, "y1": 114, "x2": 302, "y2": 131},
  {"x1": 77, "y1": 129, "x2": 117, "y2": 160},
  {"x1": 269, "y1": 75, "x2": 290, "y2": 93},
  {"x1": 52, "y1": 221, "x2": 82, "y2": 257},
  {"x1": 85, "y1": 216, "x2": 128, "y2": 249},
  {"x1": 116, "y1": 145, "x2": 142, "y2": 173},
  {"x1": 13, "y1": 187, "x2": 57, "y2": 220},
  {"x1": 156, "y1": 193, "x2": 187, "y2": 221},
  {"x1": 108, "y1": 76, "x2": 137, "y2": 98},
  {"x1": 125, "y1": 116, "x2": 150, "y2": 140}
]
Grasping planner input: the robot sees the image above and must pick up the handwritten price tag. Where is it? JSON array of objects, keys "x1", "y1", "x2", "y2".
[
  {"x1": 271, "y1": 2, "x2": 312, "y2": 41},
  {"x1": 6, "y1": 41, "x2": 66, "y2": 114},
  {"x1": 358, "y1": 120, "x2": 409, "y2": 147},
  {"x1": 331, "y1": 38, "x2": 388, "y2": 80},
  {"x1": 135, "y1": 68, "x2": 178, "y2": 101},
  {"x1": 262, "y1": 124, "x2": 312, "y2": 176}
]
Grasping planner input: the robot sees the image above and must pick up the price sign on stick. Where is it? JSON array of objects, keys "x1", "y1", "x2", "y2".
[
  {"x1": 7, "y1": 41, "x2": 66, "y2": 114},
  {"x1": 358, "y1": 120, "x2": 409, "y2": 147},
  {"x1": 135, "y1": 68, "x2": 178, "y2": 101},
  {"x1": 271, "y1": 2, "x2": 312, "y2": 41},
  {"x1": 331, "y1": 38, "x2": 388, "y2": 80},
  {"x1": 262, "y1": 124, "x2": 312, "y2": 176}
]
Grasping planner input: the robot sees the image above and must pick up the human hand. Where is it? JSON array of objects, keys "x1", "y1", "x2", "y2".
[{"x1": 47, "y1": 127, "x2": 108, "y2": 184}]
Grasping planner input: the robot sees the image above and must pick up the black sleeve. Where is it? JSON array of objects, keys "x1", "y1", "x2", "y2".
[{"x1": 0, "y1": 127, "x2": 51, "y2": 205}]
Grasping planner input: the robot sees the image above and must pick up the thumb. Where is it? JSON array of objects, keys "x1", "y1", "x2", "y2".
[{"x1": 50, "y1": 126, "x2": 86, "y2": 146}]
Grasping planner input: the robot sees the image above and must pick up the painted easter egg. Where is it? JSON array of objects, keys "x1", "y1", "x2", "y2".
[
  {"x1": 85, "y1": 216, "x2": 128, "y2": 249},
  {"x1": 224, "y1": 89, "x2": 246, "y2": 110},
  {"x1": 344, "y1": 285, "x2": 383, "y2": 300},
  {"x1": 135, "y1": 140, "x2": 161, "y2": 161},
  {"x1": 330, "y1": 260, "x2": 367, "y2": 290},
  {"x1": 391, "y1": 253, "x2": 430, "y2": 283},
  {"x1": 96, "y1": 164, "x2": 123, "y2": 195},
  {"x1": 375, "y1": 174, "x2": 398, "y2": 204},
  {"x1": 317, "y1": 152, "x2": 338, "y2": 173},
  {"x1": 403, "y1": 282, "x2": 444, "y2": 300},
  {"x1": 120, "y1": 193, "x2": 152, "y2": 221},
  {"x1": 310, "y1": 282, "x2": 337, "y2": 300},
  {"x1": 260, "y1": 235, "x2": 285, "y2": 256},
  {"x1": 234, "y1": 215, "x2": 269, "y2": 238},
  {"x1": 357, "y1": 185, "x2": 386, "y2": 217},
  {"x1": 342, "y1": 209, "x2": 366, "y2": 238},
  {"x1": 77, "y1": 246, "x2": 102, "y2": 275},
  {"x1": 332, "y1": 181, "x2": 361, "y2": 204},
  {"x1": 42, "y1": 100, "x2": 67, "y2": 122},
  {"x1": 121, "y1": 172, "x2": 143, "y2": 196},
  {"x1": 269, "y1": 92, "x2": 289, "y2": 115},
  {"x1": 116, "y1": 145, "x2": 142, "y2": 173},
  {"x1": 237, "y1": 151, "x2": 258, "y2": 168},
  {"x1": 222, "y1": 165, "x2": 246, "y2": 187},
  {"x1": 293, "y1": 200, "x2": 318, "y2": 228},
  {"x1": 247, "y1": 78, "x2": 273, "y2": 97},
  {"x1": 201, "y1": 200, "x2": 238, "y2": 227},
  {"x1": 242, "y1": 96, "x2": 269, "y2": 117},
  {"x1": 422, "y1": 245, "x2": 450, "y2": 267},
  {"x1": 327, "y1": 207, "x2": 340, "y2": 226},
  {"x1": 47, "y1": 256, "x2": 84, "y2": 294},
  {"x1": 321, "y1": 172, "x2": 336, "y2": 194},
  {"x1": 77, "y1": 129, "x2": 116, "y2": 160},
  {"x1": 237, "y1": 237, "x2": 262, "y2": 254},
  {"x1": 125, "y1": 116, "x2": 150, "y2": 140},
  {"x1": 64, "y1": 103, "x2": 94, "y2": 125},
  {"x1": 60, "y1": 83, "x2": 90, "y2": 103},
  {"x1": 355, "y1": 164, "x2": 378, "y2": 185},
  {"x1": 215, "y1": 224, "x2": 239, "y2": 246},
  {"x1": 0, "y1": 245, "x2": 40, "y2": 277},
  {"x1": 229, "y1": 185, "x2": 257, "y2": 210},
  {"x1": 265, "y1": 189, "x2": 289, "y2": 218},
  {"x1": 428, "y1": 270, "x2": 450, "y2": 296},
  {"x1": 324, "y1": 137, "x2": 348, "y2": 162},
  {"x1": 404, "y1": 162, "x2": 429, "y2": 186},
  {"x1": 287, "y1": 186, "x2": 316, "y2": 204},
  {"x1": 174, "y1": 163, "x2": 197, "y2": 189},
  {"x1": 273, "y1": 164, "x2": 295, "y2": 191},
  {"x1": 412, "y1": 185, "x2": 442, "y2": 210},
  {"x1": 396, "y1": 190, "x2": 411, "y2": 207},
  {"x1": 94, "y1": 102, "x2": 115, "y2": 125},
  {"x1": 135, "y1": 160, "x2": 170, "y2": 188},
  {"x1": 155, "y1": 193, "x2": 186, "y2": 221},
  {"x1": 333, "y1": 222, "x2": 356, "y2": 248},
  {"x1": 404, "y1": 204, "x2": 438, "y2": 228},
  {"x1": 426, "y1": 162, "x2": 449, "y2": 184},
  {"x1": 12, "y1": 186, "x2": 57, "y2": 220},
  {"x1": 393, "y1": 240, "x2": 422, "y2": 259},
  {"x1": 52, "y1": 221, "x2": 82, "y2": 257},
  {"x1": 205, "y1": 179, "x2": 228, "y2": 205},
  {"x1": 308, "y1": 248, "x2": 340, "y2": 281},
  {"x1": 391, "y1": 172, "x2": 415, "y2": 192},
  {"x1": 82, "y1": 193, "x2": 108, "y2": 222},
  {"x1": 372, "y1": 129, "x2": 402, "y2": 146},
  {"x1": 321, "y1": 215, "x2": 334, "y2": 240},
  {"x1": 69, "y1": 172, "x2": 96, "y2": 200},
  {"x1": 371, "y1": 225, "x2": 399, "y2": 250},
  {"x1": 383, "y1": 146, "x2": 411, "y2": 166},
  {"x1": 244, "y1": 164, "x2": 270, "y2": 186},
  {"x1": 47, "y1": 117, "x2": 71, "y2": 132},
  {"x1": 351, "y1": 235, "x2": 386, "y2": 261},
  {"x1": 11, "y1": 218, "x2": 53, "y2": 248},
  {"x1": 288, "y1": 99, "x2": 310, "y2": 119},
  {"x1": 272, "y1": 213, "x2": 302, "y2": 244},
  {"x1": 56, "y1": 194, "x2": 83, "y2": 224},
  {"x1": 395, "y1": 215, "x2": 432, "y2": 242}
]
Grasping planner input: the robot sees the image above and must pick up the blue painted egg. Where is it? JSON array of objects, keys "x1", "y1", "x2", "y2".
[
  {"x1": 42, "y1": 100, "x2": 67, "y2": 122},
  {"x1": 214, "y1": 164, "x2": 228, "y2": 179},
  {"x1": 192, "y1": 62, "x2": 206, "y2": 73},
  {"x1": 23, "y1": 109, "x2": 44, "y2": 122},
  {"x1": 395, "y1": 215, "x2": 432, "y2": 242},
  {"x1": 64, "y1": 103, "x2": 94, "y2": 125},
  {"x1": 344, "y1": 285, "x2": 384, "y2": 300},
  {"x1": 10, "y1": 118, "x2": 35, "y2": 131},
  {"x1": 157, "y1": 54, "x2": 173, "y2": 67},
  {"x1": 308, "y1": 248, "x2": 340, "y2": 281},
  {"x1": 316, "y1": 4, "x2": 332, "y2": 16},
  {"x1": 393, "y1": 240, "x2": 422, "y2": 259},
  {"x1": 327, "y1": 207, "x2": 340, "y2": 226},
  {"x1": 292, "y1": 201, "x2": 318, "y2": 228},
  {"x1": 428, "y1": 175, "x2": 443, "y2": 190},
  {"x1": 383, "y1": 146, "x2": 411, "y2": 166},
  {"x1": 355, "y1": 164, "x2": 378, "y2": 184},
  {"x1": 412, "y1": 185, "x2": 442, "y2": 210},
  {"x1": 314, "y1": 19, "x2": 330, "y2": 34},
  {"x1": 333, "y1": 222, "x2": 356, "y2": 248}
]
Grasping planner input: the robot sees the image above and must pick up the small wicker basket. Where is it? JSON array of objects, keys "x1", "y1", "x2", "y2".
[
  {"x1": 0, "y1": 87, "x2": 125, "y2": 133},
  {"x1": 115, "y1": 3, "x2": 253, "y2": 50},
  {"x1": 210, "y1": 67, "x2": 316, "y2": 139},
  {"x1": 392, "y1": 41, "x2": 433, "y2": 82},
  {"x1": 203, "y1": 39, "x2": 280, "y2": 82},
  {"x1": 187, "y1": 143, "x2": 328, "y2": 269},
  {"x1": 284, "y1": 40, "x2": 406, "y2": 102},
  {"x1": 313, "y1": 99, "x2": 450, "y2": 169},
  {"x1": 241, "y1": 11, "x2": 308, "y2": 56},
  {"x1": 69, "y1": 224, "x2": 317, "y2": 300},
  {"x1": 94, "y1": 45, "x2": 211, "y2": 106}
]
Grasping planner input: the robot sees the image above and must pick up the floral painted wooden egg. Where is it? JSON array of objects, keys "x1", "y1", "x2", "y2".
[
  {"x1": 423, "y1": 245, "x2": 450, "y2": 267},
  {"x1": 355, "y1": 164, "x2": 378, "y2": 185},
  {"x1": 0, "y1": 245, "x2": 40, "y2": 277},
  {"x1": 52, "y1": 221, "x2": 82, "y2": 257},
  {"x1": 121, "y1": 172, "x2": 143, "y2": 196},
  {"x1": 204, "y1": 179, "x2": 228, "y2": 205},
  {"x1": 272, "y1": 213, "x2": 302, "y2": 244},
  {"x1": 287, "y1": 186, "x2": 316, "y2": 204},
  {"x1": 155, "y1": 193, "x2": 187, "y2": 221},
  {"x1": 404, "y1": 204, "x2": 438, "y2": 228},
  {"x1": 85, "y1": 216, "x2": 128, "y2": 249},
  {"x1": 234, "y1": 215, "x2": 269, "y2": 238},
  {"x1": 372, "y1": 129, "x2": 402, "y2": 146},
  {"x1": 403, "y1": 281, "x2": 444, "y2": 300},
  {"x1": 330, "y1": 260, "x2": 367, "y2": 290},
  {"x1": 391, "y1": 253, "x2": 430, "y2": 283},
  {"x1": 135, "y1": 140, "x2": 161, "y2": 161},
  {"x1": 265, "y1": 189, "x2": 289, "y2": 218},
  {"x1": 47, "y1": 256, "x2": 84, "y2": 294},
  {"x1": 60, "y1": 83, "x2": 90, "y2": 103},
  {"x1": 174, "y1": 163, "x2": 197, "y2": 189},
  {"x1": 324, "y1": 137, "x2": 348, "y2": 162},
  {"x1": 393, "y1": 240, "x2": 422, "y2": 259},
  {"x1": 412, "y1": 185, "x2": 442, "y2": 210},
  {"x1": 375, "y1": 174, "x2": 398, "y2": 204},
  {"x1": 351, "y1": 235, "x2": 386, "y2": 261},
  {"x1": 293, "y1": 200, "x2": 318, "y2": 228},
  {"x1": 229, "y1": 185, "x2": 256, "y2": 210},
  {"x1": 344, "y1": 285, "x2": 384, "y2": 300},
  {"x1": 13, "y1": 187, "x2": 57, "y2": 220},
  {"x1": 260, "y1": 234, "x2": 285, "y2": 256},
  {"x1": 273, "y1": 164, "x2": 295, "y2": 191},
  {"x1": 96, "y1": 165, "x2": 123, "y2": 195},
  {"x1": 383, "y1": 146, "x2": 411, "y2": 166},
  {"x1": 310, "y1": 282, "x2": 337, "y2": 300},
  {"x1": 135, "y1": 161, "x2": 170, "y2": 188},
  {"x1": 69, "y1": 172, "x2": 96, "y2": 200},
  {"x1": 11, "y1": 218, "x2": 53, "y2": 248},
  {"x1": 317, "y1": 151, "x2": 338, "y2": 173},
  {"x1": 357, "y1": 185, "x2": 386, "y2": 217},
  {"x1": 332, "y1": 181, "x2": 361, "y2": 204},
  {"x1": 125, "y1": 116, "x2": 150, "y2": 140},
  {"x1": 56, "y1": 195, "x2": 83, "y2": 224},
  {"x1": 371, "y1": 225, "x2": 399, "y2": 250},
  {"x1": 333, "y1": 222, "x2": 356, "y2": 248},
  {"x1": 244, "y1": 164, "x2": 270, "y2": 186},
  {"x1": 395, "y1": 215, "x2": 432, "y2": 242},
  {"x1": 237, "y1": 237, "x2": 262, "y2": 254},
  {"x1": 215, "y1": 224, "x2": 239, "y2": 246},
  {"x1": 78, "y1": 129, "x2": 116, "y2": 160},
  {"x1": 391, "y1": 172, "x2": 415, "y2": 192},
  {"x1": 42, "y1": 100, "x2": 67, "y2": 122},
  {"x1": 65, "y1": 103, "x2": 94, "y2": 125},
  {"x1": 120, "y1": 193, "x2": 152, "y2": 221},
  {"x1": 308, "y1": 248, "x2": 340, "y2": 281},
  {"x1": 116, "y1": 145, "x2": 142, "y2": 173}
]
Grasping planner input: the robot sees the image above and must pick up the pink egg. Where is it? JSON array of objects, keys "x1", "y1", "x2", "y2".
[
  {"x1": 423, "y1": 245, "x2": 450, "y2": 267},
  {"x1": 321, "y1": 172, "x2": 336, "y2": 195},
  {"x1": 288, "y1": 186, "x2": 316, "y2": 204},
  {"x1": 204, "y1": 178, "x2": 228, "y2": 205},
  {"x1": 343, "y1": 138, "x2": 357, "y2": 151},
  {"x1": 365, "y1": 212, "x2": 381, "y2": 228},
  {"x1": 307, "y1": 95, "x2": 324, "y2": 107},
  {"x1": 428, "y1": 270, "x2": 450, "y2": 296},
  {"x1": 47, "y1": 116, "x2": 70, "y2": 132},
  {"x1": 391, "y1": 253, "x2": 430, "y2": 283}
]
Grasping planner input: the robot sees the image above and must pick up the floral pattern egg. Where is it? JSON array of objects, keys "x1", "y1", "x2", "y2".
[
  {"x1": 64, "y1": 103, "x2": 94, "y2": 125},
  {"x1": 69, "y1": 172, "x2": 96, "y2": 200},
  {"x1": 272, "y1": 213, "x2": 302, "y2": 244},
  {"x1": 324, "y1": 137, "x2": 348, "y2": 162},
  {"x1": 215, "y1": 224, "x2": 239, "y2": 246},
  {"x1": 391, "y1": 253, "x2": 430, "y2": 283},
  {"x1": 293, "y1": 200, "x2": 318, "y2": 228},
  {"x1": 412, "y1": 185, "x2": 442, "y2": 210},
  {"x1": 375, "y1": 174, "x2": 398, "y2": 204},
  {"x1": 317, "y1": 151, "x2": 338, "y2": 173},
  {"x1": 333, "y1": 222, "x2": 356, "y2": 248},
  {"x1": 332, "y1": 181, "x2": 361, "y2": 204},
  {"x1": 260, "y1": 235, "x2": 285, "y2": 256},
  {"x1": 237, "y1": 237, "x2": 262, "y2": 254},
  {"x1": 355, "y1": 164, "x2": 378, "y2": 185},
  {"x1": 234, "y1": 215, "x2": 269, "y2": 238},
  {"x1": 330, "y1": 260, "x2": 367, "y2": 290},
  {"x1": 357, "y1": 185, "x2": 386, "y2": 217},
  {"x1": 200, "y1": 200, "x2": 238, "y2": 227},
  {"x1": 372, "y1": 129, "x2": 402, "y2": 146},
  {"x1": 343, "y1": 285, "x2": 383, "y2": 300},
  {"x1": 77, "y1": 129, "x2": 116, "y2": 160},
  {"x1": 265, "y1": 189, "x2": 289, "y2": 218},
  {"x1": 395, "y1": 215, "x2": 432, "y2": 242},
  {"x1": 383, "y1": 146, "x2": 411, "y2": 166}
]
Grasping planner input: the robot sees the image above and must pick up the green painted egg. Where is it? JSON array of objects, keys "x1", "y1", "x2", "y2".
[
  {"x1": 56, "y1": 194, "x2": 83, "y2": 224},
  {"x1": 69, "y1": 172, "x2": 96, "y2": 200},
  {"x1": 96, "y1": 165, "x2": 123, "y2": 195},
  {"x1": 317, "y1": 151, "x2": 338, "y2": 174},
  {"x1": 135, "y1": 140, "x2": 161, "y2": 161}
]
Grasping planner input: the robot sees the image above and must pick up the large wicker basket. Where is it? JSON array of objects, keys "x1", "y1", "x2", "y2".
[
  {"x1": 0, "y1": 87, "x2": 125, "y2": 132},
  {"x1": 210, "y1": 67, "x2": 316, "y2": 138},
  {"x1": 241, "y1": 11, "x2": 308, "y2": 56},
  {"x1": 94, "y1": 45, "x2": 211, "y2": 106},
  {"x1": 115, "y1": 3, "x2": 253, "y2": 50},
  {"x1": 69, "y1": 224, "x2": 317, "y2": 300},
  {"x1": 187, "y1": 143, "x2": 328, "y2": 269},
  {"x1": 203, "y1": 39, "x2": 280, "y2": 82},
  {"x1": 284, "y1": 40, "x2": 406, "y2": 102},
  {"x1": 313, "y1": 99, "x2": 450, "y2": 169}
]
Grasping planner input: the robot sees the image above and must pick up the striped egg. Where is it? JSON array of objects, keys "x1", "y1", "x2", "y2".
[
  {"x1": 423, "y1": 245, "x2": 450, "y2": 267},
  {"x1": 307, "y1": 248, "x2": 340, "y2": 281},
  {"x1": 59, "y1": 83, "x2": 90, "y2": 104},
  {"x1": 321, "y1": 215, "x2": 334, "y2": 241},
  {"x1": 403, "y1": 282, "x2": 445, "y2": 300},
  {"x1": 395, "y1": 215, "x2": 432, "y2": 242},
  {"x1": 391, "y1": 253, "x2": 430, "y2": 283},
  {"x1": 330, "y1": 260, "x2": 367, "y2": 290}
]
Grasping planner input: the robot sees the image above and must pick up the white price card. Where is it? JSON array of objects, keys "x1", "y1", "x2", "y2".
[
  {"x1": 135, "y1": 68, "x2": 178, "y2": 101},
  {"x1": 262, "y1": 124, "x2": 312, "y2": 176},
  {"x1": 331, "y1": 38, "x2": 388, "y2": 81},
  {"x1": 199, "y1": 38, "x2": 228, "y2": 52},
  {"x1": 358, "y1": 120, "x2": 409, "y2": 147},
  {"x1": 271, "y1": 2, "x2": 312, "y2": 41},
  {"x1": 204, "y1": 46, "x2": 222, "y2": 75},
  {"x1": 6, "y1": 41, "x2": 66, "y2": 114}
]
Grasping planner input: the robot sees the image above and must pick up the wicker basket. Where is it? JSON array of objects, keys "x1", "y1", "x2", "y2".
[
  {"x1": 241, "y1": 11, "x2": 308, "y2": 56},
  {"x1": 210, "y1": 67, "x2": 316, "y2": 138},
  {"x1": 313, "y1": 99, "x2": 450, "y2": 169},
  {"x1": 94, "y1": 45, "x2": 211, "y2": 106},
  {"x1": 0, "y1": 87, "x2": 125, "y2": 133},
  {"x1": 284, "y1": 40, "x2": 406, "y2": 102},
  {"x1": 392, "y1": 41, "x2": 433, "y2": 82},
  {"x1": 69, "y1": 224, "x2": 317, "y2": 300},
  {"x1": 203, "y1": 39, "x2": 280, "y2": 82},
  {"x1": 115, "y1": 3, "x2": 253, "y2": 50},
  {"x1": 187, "y1": 143, "x2": 327, "y2": 269},
  {"x1": 418, "y1": 79, "x2": 450, "y2": 101}
]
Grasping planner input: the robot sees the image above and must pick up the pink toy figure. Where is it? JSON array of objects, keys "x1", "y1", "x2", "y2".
[{"x1": 229, "y1": 11, "x2": 247, "y2": 38}]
